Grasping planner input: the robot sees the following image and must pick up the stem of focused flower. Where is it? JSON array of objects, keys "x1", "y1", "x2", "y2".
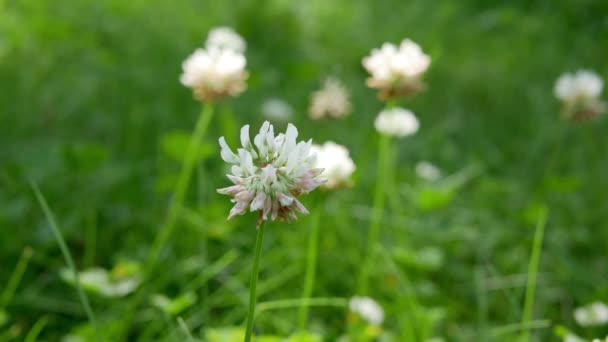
[
  {"x1": 297, "y1": 210, "x2": 322, "y2": 331},
  {"x1": 357, "y1": 133, "x2": 391, "y2": 295},
  {"x1": 519, "y1": 207, "x2": 548, "y2": 342},
  {"x1": 117, "y1": 102, "x2": 214, "y2": 340},
  {"x1": 244, "y1": 220, "x2": 266, "y2": 342}
]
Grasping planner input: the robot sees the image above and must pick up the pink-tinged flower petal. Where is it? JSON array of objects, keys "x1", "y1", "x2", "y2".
[
  {"x1": 271, "y1": 200, "x2": 280, "y2": 221},
  {"x1": 262, "y1": 195, "x2": 272, "y2": 219},
  {"x1": 292, "y1": 199, "x2": 309, "y2": 214},
  {"x1": 250, "y1": 192, "x2": 266, "y2": 211},
  {"x1": 228, "y1": 201, "x2": 249, "y2": 219},
  {"x1": 235, "y1": 190, "x2": 255, "y2": 202},
  {"x1": 217, "y1": 185, "x2": 244, "y2": 196},
  {"x1": 276, "y1": 192, "x2": 294, "y2": 206}
]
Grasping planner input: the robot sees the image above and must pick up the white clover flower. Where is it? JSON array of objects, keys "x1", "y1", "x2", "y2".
[
  {"x1": 349, "y1": 296, "x2": 384, "y2": 325},
  {"x1": 180, "y1": 47, "x2": 248, "y2": 101},
  {"x1": 555, "y1": 70, "x2": 603, "y2": 102},
  {"x1": 574, "y1": 302, "x2": 608, "y2": 327},
  {"x1": 217, "y1": 121, "x2": 326, "y2": 225},
  {"x1": 416, "y1": 161, "x2": 441, "y2": 181},
  {"x1": 206, "y1": 26, "x2": 246, "y2": 53},
  {"x1": 374, "y1": 107, "x2": 419, "y2": 137},
  {"x1": 309, "y1": 78, "x2": 351, "y2": 120},
  {"x1": 261, "y1": 98, "x2": 293, "y2": 122},
  {"x1": 554, "y1": 70, "x2": 605, "y2": 121},
  {"x1": 363, "y1": 39, "x2": 430, "y2": 100},
  {"x1": 310, "y1": 142, "x2": 355, "y2": 189},
  {"x1": 593, "y1": 338, "x2": 608, "y2": 342}
]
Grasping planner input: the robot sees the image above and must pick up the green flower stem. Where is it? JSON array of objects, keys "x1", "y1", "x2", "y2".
[
  {"x1": 297, "y1": 210, "x2": 322, "y2": 331},
  {"x1": 519, "y1": 207, "x2": 549, "y2": 342},
  {"x1": 117, "y1": 102, "x2": 214, "y2": 340},
  {"x1": 31, "y1": 183, "x2": 102, "y2": 342},
  {"x1": 357, "y1": 133, "x2": 391, "y2": 295},
  {"x1": 244, "y1": 220, "x2": 267, "y2": 342}
]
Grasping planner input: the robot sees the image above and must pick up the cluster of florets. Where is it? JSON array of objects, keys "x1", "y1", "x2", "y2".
[
  {"x1": 363, "y1": 39, "x2": 431, "y2": 101},
  {"x1": 218, "y1": 121, "x2": 326, "y2": 225},
  {"x1": 554, "y1": 70, "x2": 605, "y2": 122},
  {"x1": 180, "y1": 27, "x2": 248, "y2": 102}
]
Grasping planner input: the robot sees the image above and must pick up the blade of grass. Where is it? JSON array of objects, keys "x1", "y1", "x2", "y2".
[
  {"x1": 0, "y1": 247, "x2": 33, "y2": 308},
  {"x1": 177, "y1": 317, "x2": 195, "y2": 341},
  {"x1": 519, "y1": 207, "x2": 549, "y2": 342},
  {"x1": 31, "y1": 182, "x2": 102, "y2": 342},
  {"x1": 24, "y1": 315, "x2": 50, "y2": 342}
]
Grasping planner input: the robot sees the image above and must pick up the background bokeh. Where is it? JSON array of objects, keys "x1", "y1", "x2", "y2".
[{"x1": 1, "y1": 0, "x2": 607, "y2": 340}]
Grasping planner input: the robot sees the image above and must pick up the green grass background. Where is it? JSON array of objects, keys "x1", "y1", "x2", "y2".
[{"x1": 1, "y1": 0, "x2": 607, "y2": 340}]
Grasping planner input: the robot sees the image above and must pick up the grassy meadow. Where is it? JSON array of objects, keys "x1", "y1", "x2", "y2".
[{"x1": 1, "y1": 0, "x2": 608, "y2": 341}]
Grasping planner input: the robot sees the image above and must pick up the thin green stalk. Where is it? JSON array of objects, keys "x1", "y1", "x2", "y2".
[
  {"x1": 1, "y1": 247, "x2": 33, "y2": 308},
  {"x1": 244, "y1": 220, "x2": 266, "y2": 342},
  {"x1": 31, "y1": 183, "x2": 102, "y2": 342},
  {"x1": 118, "y1": 102, "x2": 215, "y2": 340},
  {"x1": 357, "y1": 133, "x2": 391, "y2": 295},
  {"x1": 298, "y1": 210, "x2": 322, "y2": 331},
  {"x1": 519, "y1": 208, "x2": 549, "y2": 342}
]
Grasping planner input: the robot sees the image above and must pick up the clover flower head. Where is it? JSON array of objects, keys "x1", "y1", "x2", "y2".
[
  {"x1": 349, "y1": 296, "x2": 384, "y2": 325},
  {"x1": 217, "y1": 121, "x2": 326, "y2": 225},
  {"x1": 310, "y1": 141, "x2": 356, "y2": 189},
  {"x1": 206, "y1": 26, "x2": 246, "y2": 53},
  {"x1": 261, "y1": 98, "x2": 293, "y2": 122},
  {"x1": 363, "y1": 39, "x2": 431, "y2": 100},
  {"x1": 592, "y1": 338, "x2": 608, "y2": 342},
  {"x1": 374, "y1": 107, "x2": 419, "y2": 137},
  {"x1": 180, "y1": 46, "x2": 248, "y2": 102},
  {"x1": 574, "y1": 302, "x2": 608, "y2": 327},
  {"x1": 555, "y1": 70, "x2": 605, "y2": 121},
  {"x1": 309, "y1": 77, "x2": 351, "y2": 120}
]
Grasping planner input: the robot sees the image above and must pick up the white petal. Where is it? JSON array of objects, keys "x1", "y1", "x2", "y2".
[
  {"x1": 250, "y1": 192, "x2": 266, "y2": 211},
  {"x1": 219, "y1": 137, "x2": 239, "y2": 163}
]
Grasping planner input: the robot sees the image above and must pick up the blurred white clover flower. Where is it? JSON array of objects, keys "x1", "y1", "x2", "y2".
[
  {"x1": 217, "y1": 121, "x2": 326, "y2": 225},
  {"x1": 180, "y1": 46, "x2": 248, "y2": 102},
  {"x1": 574, "y1": 302, "x2": 608, "y2": 327},
  {"x1": 363, "y1": 39, "x2": 431, "y2": 100},
  {"x1": 206, "y1": 26, "x2": 246, "y2": 53},
  {"x1": 310, "y1": 142, "x2": 356, "y2": 189},
  {"x1": 349, "y1": 296, "x2": 384, "y2": 325},
  {"x1": 374, "y1": 107, "x2": 419, "y2": 137},
  {"x1": 554, "y1": 70, "x2": 605, "y2": 121},
  {"x1": 261, "y1": 98, "x2": 293, "y2": 122},
  {"x1": 593, "y1": 338, "x2": 608, "y2": 342},
  {"x1": 309, "y1": 77, "x2": 351, "y2": 120},
  {"x1": 416, "y1": 161, "x2": 441, "y2": 181}
]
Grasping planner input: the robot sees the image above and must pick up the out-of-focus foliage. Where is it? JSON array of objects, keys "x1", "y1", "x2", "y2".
[{"x1": 1, "y1": 0, "x2": 607, "y2": 340}]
